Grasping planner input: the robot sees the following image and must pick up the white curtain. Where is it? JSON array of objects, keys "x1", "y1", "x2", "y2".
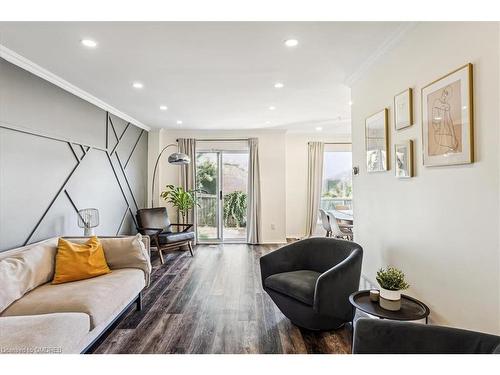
[
  {"x1": 305, "y1": 141, "x2": 324, "y2": 237},
  {"x1": 178, "y1": 138, "x2": 197, "y2": 244},
  {"x1": 247, "y1": 138, "x2": 262, "y2": 244}
]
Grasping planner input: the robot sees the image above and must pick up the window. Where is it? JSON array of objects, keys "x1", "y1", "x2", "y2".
[{"x1": 320, "y1": 147, "x2": 353, "y2": 211}]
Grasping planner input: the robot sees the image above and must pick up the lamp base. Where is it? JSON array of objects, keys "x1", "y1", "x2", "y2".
[{"x1": 84, "y1": 227, "x2": 95, "y2": 236}]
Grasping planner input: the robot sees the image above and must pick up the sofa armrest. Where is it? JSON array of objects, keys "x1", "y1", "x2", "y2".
[
  {"x1": 313, "y1": 247, "x2": 362, "y2": 320},
  {"x1": 353, "y1": 318, "x2": 500, "y2": 354}
]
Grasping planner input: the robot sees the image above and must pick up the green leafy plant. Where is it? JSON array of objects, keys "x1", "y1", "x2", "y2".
[
  {"x1": 376, "y1": 267, "x2": 410, "y2": 291},
  {"x1": 223, "y1": 191, "x2": 247, "y2": 228},
  {"x1": 160, "y1": 185, "x2": 200, "y2": 223},
  {"x1": 196, "y1": 157, "x2": 217, "y2": 194}
]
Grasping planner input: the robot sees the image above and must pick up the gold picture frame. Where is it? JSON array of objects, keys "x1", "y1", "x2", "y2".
[
  {"x1": 394, "y1": 88, "x2": 413, "y2": 130},
  {"x1": 421, "y1": 63, "x2": 474, "y2": 167},
  {"x1": 365, "y1": 108, "x2": 389, "y2": 172},
  {"x1": 395, "y1": 140, "x2": 414, "y2": 178}
]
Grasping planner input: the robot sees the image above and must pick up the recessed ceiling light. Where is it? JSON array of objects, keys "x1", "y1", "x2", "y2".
[
  {"x1": 132, "y1": 82, "x2": 144, "y2": 89},
  {"x1": 269, "y1": 106, "x2": 276, "y2": 111},
  {"x1": 349, "y1": 100, "x2": 353, "y2": 106},
  {"x1": 265, "y1": 121, "x2": 271, "y2": 125},
  {"x1": 159, "y1": 105, "x2": 168, "y2": 111},
  {"x1": 176, "y1": 120, "x2": 183, "y2": 125},
  {"x1": 274, "y1": 82, "x2": 284, "y2": 89},
  {"x1": 315, "y1": 127, "x2": 323, "y2": 131},
  {"x1": 81, "y1": 39, "x2": 97, "y2": 48},
  {"x1": 284, "y1": 39, "x2": 299, "y2": 47}
]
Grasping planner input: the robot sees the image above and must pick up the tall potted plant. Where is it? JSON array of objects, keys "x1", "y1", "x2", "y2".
[
  {"x1": 376, "y1": 267, "x2": 409, "y2": 311},
  {"x1": 160, "y1": 184, "x2": 199, "y2": 224}
]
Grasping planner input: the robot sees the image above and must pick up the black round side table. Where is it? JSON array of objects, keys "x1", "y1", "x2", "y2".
[{"x1": 349, "y1": 290, "x2": 430, "y2": 324}]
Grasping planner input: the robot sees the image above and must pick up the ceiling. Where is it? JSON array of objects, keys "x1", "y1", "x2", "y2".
[{"x1": 0, "y1": 22, "x2": 404, "y2": 133}]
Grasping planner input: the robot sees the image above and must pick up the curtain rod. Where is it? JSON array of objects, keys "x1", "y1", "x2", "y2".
[{"x1": 176, "y1": 138, "x2": 249, "y2": 142}]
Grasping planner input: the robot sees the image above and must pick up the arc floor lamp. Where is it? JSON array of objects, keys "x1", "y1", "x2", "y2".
[{"x1": 150, "y1": 143, "x2": 191, "y2": 208}]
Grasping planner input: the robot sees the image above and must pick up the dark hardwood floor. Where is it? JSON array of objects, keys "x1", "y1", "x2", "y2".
[{"x1": 90, "y1": 243, "x2": 352, "y2": 354}]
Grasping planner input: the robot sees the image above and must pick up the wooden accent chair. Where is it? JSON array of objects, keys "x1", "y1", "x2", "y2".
[{"x1": 136, "y1": 207, "x2": 195, "y2": 264}]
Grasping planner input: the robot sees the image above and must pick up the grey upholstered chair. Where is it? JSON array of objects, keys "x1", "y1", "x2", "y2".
[
  {"x1": 136, "y1": 207, "x2": 195, "y2": 264},
  {"x1": 353, "y1": 318, "x2": 500, "y2": 354},
  {"x1": 260, "y1": 237, "x2": 363, "y2": 331}
]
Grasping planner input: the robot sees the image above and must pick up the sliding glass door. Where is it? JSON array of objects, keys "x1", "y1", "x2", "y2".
[
  {"x1": 196, "y1": 152, "x2": 219, "y2": 241},
  {"x1": 196, "y1": 150, "x2": 248, "y2": 243}
]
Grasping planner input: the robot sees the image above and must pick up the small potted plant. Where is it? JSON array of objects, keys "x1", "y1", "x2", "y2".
[{"x1": 376, "y1": 267, "x2": 409, "y2": 311}]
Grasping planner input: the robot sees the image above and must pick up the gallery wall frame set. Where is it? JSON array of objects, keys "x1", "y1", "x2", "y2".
[
  {"x1": 421, "y1": 63, "x2": 474, "y2": 167},
  {"x1": 395, "y1": 140, "x2": 414, "y2": 178},
  {"x1": 364, "y1": 62, "x2": 474, "y2": 174},
  {"x1": 394, "y1": 88, "x2": 413, "y2": 130},
  {"x1": 365, "y1": 108, "x2": 389, "y2": 173}
]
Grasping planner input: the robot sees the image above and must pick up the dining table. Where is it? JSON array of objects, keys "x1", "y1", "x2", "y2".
[{"x1": 328, "y1": 209, "x2": 354, "y2": 232}]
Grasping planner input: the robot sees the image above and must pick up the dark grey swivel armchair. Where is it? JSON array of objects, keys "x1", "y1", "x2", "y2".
[
  {"x1": 260, "y1": 237, "x2": 363, "y2": 331},
  {"x1": 353, "y1": 318, "x2": 500, "y2": 354},
  {"x1": 136, "y1": 207, "x2": 195, "y2": 264}
]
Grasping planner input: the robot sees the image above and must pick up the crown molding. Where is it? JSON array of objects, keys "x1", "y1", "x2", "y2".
[
  {"x1": 0, "y1": 44, "x2": 150, "y2": 131},
  {"x1": 345, "y1": 22, "x2": 418, "y2": 87}
]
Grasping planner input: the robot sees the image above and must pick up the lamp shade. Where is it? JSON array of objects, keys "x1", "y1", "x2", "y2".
[
  {"x1": 168, "y1": 152, "x2": 191, "y2": 165},
  {"x1": 77, "y1": 208, "x2": 99, "y2": 236}
]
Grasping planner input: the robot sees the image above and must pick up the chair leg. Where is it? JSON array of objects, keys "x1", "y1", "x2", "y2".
[
  {"x1": 152, "y1": 236, "x2": 165, "y2": 264},
  {"x1": 187, "y1": 241, "x2": 194, "y2": 257}
]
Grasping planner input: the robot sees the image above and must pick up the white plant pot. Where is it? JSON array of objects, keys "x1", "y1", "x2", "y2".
[
  {"x1": 379, "y1": 288, "x2": 401, "y2": 301},
  {"x1": 379, "y1": 288, "x2": 402, "y2": 311}
]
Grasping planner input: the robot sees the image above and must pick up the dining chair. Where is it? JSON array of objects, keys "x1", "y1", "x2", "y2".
[
  {"x1": 318, "y1": 209, "x2": 332, "y2": 237},
  {"x1": 327, "y1": 212, "x2": 353, "y2": 241}
]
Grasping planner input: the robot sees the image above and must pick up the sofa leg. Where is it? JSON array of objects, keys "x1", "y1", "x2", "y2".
[
  {"x1": 136, "y1": 293, "x2": 143, "y2": 311},
  {"x1": 187, "y1": 241, "x2": 194, "y2": 256},
  {"x1": 158, "y1": 249, "x2": 165, "y2": 264}
]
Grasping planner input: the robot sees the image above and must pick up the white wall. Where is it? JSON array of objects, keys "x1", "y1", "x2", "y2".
[{"x1": 351, "y1": 22, "x2": 500, "y2": 334}]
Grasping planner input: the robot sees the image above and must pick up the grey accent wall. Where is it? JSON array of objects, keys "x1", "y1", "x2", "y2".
[{"x1": 0, "y1": 58, "x2": 148, "y2": 251}]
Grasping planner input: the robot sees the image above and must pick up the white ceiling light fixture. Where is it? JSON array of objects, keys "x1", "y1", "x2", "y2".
[
  {"x1": 284, "y1": 39, "x2": 299, "y2": 47},
  {"x1": 349, "y1": 100, "x2": 353, "y2": 106},
  {"x1": 159, "y1": 105, "x2": 168, "y2": 111},
  {"x1": 81, "y1": 39, "x2": 97, "y2": 48},
  {"x1": 315, "y1": 126, "x2": 323, "y2": 131},
  {"x1": 176, "y1": 120, "x2": 183, "y2": 125},
  {"x1": 274, "y1": 82, "x2": 284, "y2": 89},
  {"x1": 268, "y1": 106, "x2": 276, "y2": 111},
  {"x1": 132, "y1": 82, "x2": 144, "y2": 89}
]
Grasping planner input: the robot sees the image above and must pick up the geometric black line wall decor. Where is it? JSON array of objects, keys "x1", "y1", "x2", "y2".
[
  {"x1": 0, "y1": 113, "x2": 148, "y2": 251},
  {"x1": 0, "y1": 58, "x2": 148, "y2": 251}
]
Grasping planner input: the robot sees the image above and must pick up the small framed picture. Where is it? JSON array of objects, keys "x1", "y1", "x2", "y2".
[
  {"x1": 394, "y1": 88, "x2": 413, "y2": 130},
  {"x1": 365, "y1": 109, "x2": 389, "y2": 172},
  {"x1": 395, "y1": 140, "x2": 414, "y2": 178},
  {"x1": 422, "y1": 63, "x2": 474, "y2": 167}
]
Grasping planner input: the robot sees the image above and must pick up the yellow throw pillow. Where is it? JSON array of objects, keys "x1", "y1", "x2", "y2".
[{"x1": 52, "y1": 236, "x2": 111, "y2": 284}]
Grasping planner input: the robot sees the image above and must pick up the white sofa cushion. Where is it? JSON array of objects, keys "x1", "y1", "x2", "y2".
[
  {"x1": 0, "y1": 238, "x2": 58, "y2": 313},
  {"x1": 1, "y1": 268, "x2": 145, "y2": 329},
  {"x1": 0, "y1": 313, "x2": 90, "y2": 354}
]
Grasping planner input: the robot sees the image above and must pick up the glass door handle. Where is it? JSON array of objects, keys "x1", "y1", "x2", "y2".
[{"x1": 219, "y1": 191, "x2": 222, "y2": 200}]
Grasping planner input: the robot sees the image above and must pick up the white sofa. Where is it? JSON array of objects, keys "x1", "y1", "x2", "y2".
[{"x1": 0, "y1": 235, "x2": 151, "y2": 354}]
